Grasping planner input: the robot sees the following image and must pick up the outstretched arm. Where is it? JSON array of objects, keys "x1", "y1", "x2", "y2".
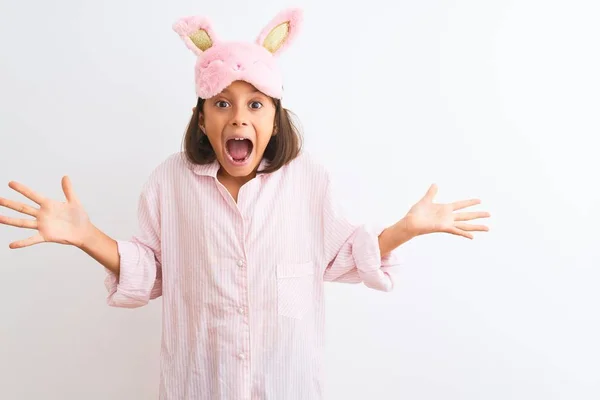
[
  {"x1": 0, "y1": 177, "x2": 120, "y2": 275},
  {"x1": 322, "y1": 179, "x2": 490, "y2": 291},
  {"x1": 0, "y1": 176, "x2": 162, "y2": 308}
]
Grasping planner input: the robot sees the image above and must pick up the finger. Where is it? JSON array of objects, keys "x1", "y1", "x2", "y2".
[
  {"x1": 451, "y1": 198, "x2": 481, "y2": 211},
  {"x1": 455, "y1": 222, "x2": 489, "y2": 232},
  {"x1": 9, "y1": 234, "x2": 45, "y2": 249},
  {"x1": 8, "y1": 181, "x2": 46, "y2": 205},
  {"x1": 454, "y1": 211, "x2": 490, "y2": 221},
  {"x1": 448, "y1": 226, "x2": 474, "y2": 239},
  {"x1": 61, "y1": 176, "x2": 79, "y2": 204},
  {"x1": 0, "y1": 215, "x2": 38, "y2": 229},
  {"x1": 422, "y1": 184, "x2": 438, "y2": 202},
  {"x1": 0, "y1": 197, "x2": 38, "y2": 217}
]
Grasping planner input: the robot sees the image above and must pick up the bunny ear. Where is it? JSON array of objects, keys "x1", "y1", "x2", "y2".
[
  {"x1": 256, "y1": 8, "x2": 303, "y2": 56},
  {"x1": 173, "y1": 16, "x2": 220, "y2": 56}
]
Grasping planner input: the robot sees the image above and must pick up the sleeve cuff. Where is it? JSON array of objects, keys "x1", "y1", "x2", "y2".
[
  {"x1": 351, "y1": 224, "x2": 402, "y2": 292},
  {"x1": 104, "y1": 240, "x2": 147, "y2": 307}
]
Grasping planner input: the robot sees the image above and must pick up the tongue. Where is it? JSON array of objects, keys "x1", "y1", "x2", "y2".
[{"x1": 228, "y1": 139, "x2": 251, "y2": 160}]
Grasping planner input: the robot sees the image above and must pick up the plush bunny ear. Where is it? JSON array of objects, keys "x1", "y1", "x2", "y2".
[
  {"x1": 173, "y1": 16, "x2": 220, "y2": 56},
  {"x1": 256, "y1": 8, "x2": 303, "y2": 56}
]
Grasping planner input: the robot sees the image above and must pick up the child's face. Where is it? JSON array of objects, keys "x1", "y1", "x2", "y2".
[{"x1": 200, "y1": 80, "x2": 277, "y2": 180}]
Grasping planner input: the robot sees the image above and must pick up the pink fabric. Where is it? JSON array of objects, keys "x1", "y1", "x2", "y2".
[
  {"x1": 172, "y1": 8, "x2": 303, "y2": 99},
  {"x1": 105, "y1": 151, "x2": 401, "y2": 399}
]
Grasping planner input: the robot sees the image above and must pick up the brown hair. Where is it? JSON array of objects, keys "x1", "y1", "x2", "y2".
[{"x1": 183, "y1": 97, "x2": 303, "y2": 174}]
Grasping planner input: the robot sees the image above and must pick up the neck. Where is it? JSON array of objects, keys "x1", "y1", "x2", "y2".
[{"x1": 217, "y1": 168, "x2": 256, "y2": 187}]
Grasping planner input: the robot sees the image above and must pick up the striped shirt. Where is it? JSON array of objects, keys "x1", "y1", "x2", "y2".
[{"x1": 104, "y1": 151, "x2": 401, "y2": 399}]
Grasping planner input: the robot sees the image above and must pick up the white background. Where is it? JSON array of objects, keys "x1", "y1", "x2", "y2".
[{"x1": 1, "y1": 0, "x2": 599, "y2": 399}]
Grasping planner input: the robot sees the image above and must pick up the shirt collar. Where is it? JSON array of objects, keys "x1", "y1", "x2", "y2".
[{"x1": 190, "y1": 159, "x2": 220, "y2": 177}]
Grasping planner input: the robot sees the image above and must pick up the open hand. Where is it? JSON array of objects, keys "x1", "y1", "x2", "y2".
[
  {"x1": 0, "y1": 176, "x2": 91, "y2": 248},
  {"x1": 403, "y1": 184, "x2": 490, "y2": 239}
]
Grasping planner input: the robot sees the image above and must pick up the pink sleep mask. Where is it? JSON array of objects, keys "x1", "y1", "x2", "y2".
[{"x1": 172, "y1": 8, "x2": 303, "y2": 100}]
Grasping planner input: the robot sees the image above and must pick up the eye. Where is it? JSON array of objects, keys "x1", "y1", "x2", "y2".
[
  {"x1": 249, "y1": 101, "x2": 263, "y2": 109},
  {"x1": 215, "y1": 100, "x2": 230, "y2": 108}
]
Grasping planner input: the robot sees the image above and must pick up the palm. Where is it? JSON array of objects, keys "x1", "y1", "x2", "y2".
[
  {"x1": 407, "y1": 202, "x2": 455, "y2": 232},
  {"x1": 0, "y1": 176, "x2": 90, "y2": 248},
  {"x1": 36, "y1": 200, "x2": 89, "y2": 245},
  {"x1": 404, "y1": 184, "x2": 490, "y2": 239}
]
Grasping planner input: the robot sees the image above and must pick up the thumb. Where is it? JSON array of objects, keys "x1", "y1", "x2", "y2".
[
  {"x1": 61, "y1": 176, "x2": 80, "y2": 204},
  {"x1": 422, "y1": 183, "x2": 437, "y2": 202}
]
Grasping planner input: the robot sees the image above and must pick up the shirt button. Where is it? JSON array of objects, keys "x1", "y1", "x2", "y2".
[
  {"x1": 238, "y1": 307, "x2": 245, "y2": 314},
  {"x1": 238, "y1": 353, "x2": 246, "y2": 360},
  {"x1": 237, "y1": 259, "x2": 245, "y2": 267}
]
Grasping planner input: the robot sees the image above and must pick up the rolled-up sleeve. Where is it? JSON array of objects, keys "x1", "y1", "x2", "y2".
[
  {"x1": 321, "y1": 176, "x2": 401, "y2": 291},
  {"x1": 104, "y1": 179, "x2": 162, "y2": 308}
]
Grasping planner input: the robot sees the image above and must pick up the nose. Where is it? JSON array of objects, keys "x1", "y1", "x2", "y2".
[{"x1": 230, "y1": 108, "x2": 249, "y2": 127}]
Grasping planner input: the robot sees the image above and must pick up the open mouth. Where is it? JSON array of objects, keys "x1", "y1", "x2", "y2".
[{"x1": 225, "y1": 137, "x2": 254, "y2": 165}]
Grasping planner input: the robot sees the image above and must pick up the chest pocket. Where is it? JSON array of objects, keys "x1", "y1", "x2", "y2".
[{"x1": 276, "y1": 262, "x2": 315, "y2": 320}]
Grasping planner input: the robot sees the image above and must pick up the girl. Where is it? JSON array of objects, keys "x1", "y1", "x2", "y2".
[{"x1": 0, "y1": 8, "x2": 490, "y2": 400}]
